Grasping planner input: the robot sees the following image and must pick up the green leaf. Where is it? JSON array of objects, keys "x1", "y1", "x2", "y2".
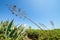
[{"x1": 5, "y1": 19, "x2": 14, "y2": 36}]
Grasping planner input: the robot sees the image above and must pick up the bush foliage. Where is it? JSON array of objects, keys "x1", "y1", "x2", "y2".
[
  {"x1": 26, "y1": 29, "x2": 60, "y2": 40},
  {"x1": 0, "y1": 20, "x2": 26, "y2": 40}
]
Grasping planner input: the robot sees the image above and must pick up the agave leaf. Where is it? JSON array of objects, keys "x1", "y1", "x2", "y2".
[
  {"x1": 15, "y1": 26, "x2": 26, "y2": 40},
  {"x1": 8, "y1": 28, "x2": 17, "y2": 37},
  {"x1": 5, "y1": 19, "x2": 14, "y2": 36},
  {"x1": 17, "y1": 26, "x2": 24, "y2": 35},
  {"x1": 7, "y1": 20, "x2": 14, "y2": 31}
]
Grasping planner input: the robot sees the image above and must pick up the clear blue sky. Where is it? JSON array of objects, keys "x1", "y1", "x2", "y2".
[{"x1": 0, "y1": 0, "x2": 60, "y2": 29}]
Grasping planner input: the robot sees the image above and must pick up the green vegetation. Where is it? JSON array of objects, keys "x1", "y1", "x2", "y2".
[
  {"x1": 0, "y1": 20, "x2": 26, "y2": 40},
  {"x1": 26, "y1": 29, "x2": 60, "y2": 40},
  {"x1": 0, "y1": 20, "x2": 60, "y2": 40}
]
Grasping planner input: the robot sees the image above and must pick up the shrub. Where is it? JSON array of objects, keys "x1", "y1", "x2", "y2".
[
  {"x1": 0, "y1": 20, "x2": 27, "y2": 40},
  {"x1": 26, "y1": 29, "x2": 60, "y2": 40}
]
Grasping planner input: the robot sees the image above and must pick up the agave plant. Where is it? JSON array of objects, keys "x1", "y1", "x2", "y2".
[{"x1": 0, "y1": 20, "x2": 27, "y2": 40}]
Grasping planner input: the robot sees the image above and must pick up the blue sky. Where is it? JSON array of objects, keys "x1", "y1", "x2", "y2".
[{"x1": 0, "y1": 0, "x2": 60, "y2": 29}]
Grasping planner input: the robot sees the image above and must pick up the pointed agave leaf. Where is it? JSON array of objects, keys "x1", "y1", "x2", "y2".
[
  {"x1": 8, "y1": 28, "x2": 17, "y2": 37},
  {"x1": 5, "y1": 19, "x2": 14, "y2": 36},
  {"x1": 13, "y1": 31, "x2": 17, "y2": 38},
  {"x1": 15, "y1": 26, "x2": 26, "y2": 40},
  {"x1": 17, "y1": 26, "x2": 24, "y2": 35},
  {"x1": 7, "y1": 19, "x2": 14, "y2": 31}
]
